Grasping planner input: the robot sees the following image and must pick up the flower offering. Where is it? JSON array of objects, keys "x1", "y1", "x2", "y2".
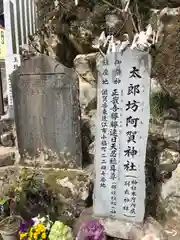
[
  {"x1": 76, "y1": 220, "x2": 106, "y2": 240},
  {"x1": 19, "y1": 218, "x2": 47, "y2": 240},
  {"x1": 48, "y1": 221, "x2": 73, "y2": 240}
]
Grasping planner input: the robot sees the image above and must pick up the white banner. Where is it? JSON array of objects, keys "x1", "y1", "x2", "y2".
[
  {"x1": 93, "y1": 47, "x2": 151, "y2": 223},
  {"x1": 3, "y1": 0, "x2": 37, "y2": 118},
  {"x1": 5, "y1": 54, "x2": 21, "y2": 106}
]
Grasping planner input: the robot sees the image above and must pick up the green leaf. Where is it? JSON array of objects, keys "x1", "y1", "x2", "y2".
[{"x1": 0, "y1": 197, "x2": 9, "y2": 205}]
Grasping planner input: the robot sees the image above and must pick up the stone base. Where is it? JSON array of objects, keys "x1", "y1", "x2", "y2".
[
  {"x1": 74, "y1": 207, "x2": 169, "y2": 240},
  {"x1": 0, "y1": 146, "x2": 17, "y2": 167}
]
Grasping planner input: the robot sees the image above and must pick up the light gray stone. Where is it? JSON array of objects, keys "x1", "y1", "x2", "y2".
[
  {"x1": 88, "y1": 109, "x2": 96, "y2": 138},
  {"x1": 0, "y1": 150, "x2": 15, "y2": 167},
  {"x1": 74, "y1": 53, "x2": 97, "y2": 112},
  {"x1": 151, "y1": 78, "x2": 163, "y2": 94},
  {"x1": 88, "y1": 142, "x2": 95, "y2": 156},
  {"x1": 158, "y1": 149, "x2": 180, "y2": 171},
  {"x1": 74, "y1": 53, "x2": 97, "y2": 84},
  {"x1": 79, "y1": 79, "x2": 96, "y2": 112},
  {"x1": 85, "y1": 110, "x2": 97, "y2": 162},
  {"x1": 149, "y1": 122, "x2": 163, "y2": 139},
  {"x1": 163, "y1": 108, "x2": 179, "y2": 121},
  {"x1": 157, "y1": 163, "x2": 178, "y2": 176},
  {"x1": 105, "y1": 14, "x2": 121, "y2": 29},
  {"x1": 163, "y1": 120, "x2": 180, "y2": 143},
  {"x1": 81, "y1": 110, "x2": 96, "y2": 163},
  {"x1": 0, "y1": 120, "x2": 12, "y2": 135},
  {"x1": 159, "y1": 164, "x2": 180, "y2": 217},
  {"x1": 0, "y1": 132, "x2": 14, "y2": 147},
  {"x1": 100, "y1": 216, "x2": 167, "y2": 240},
  {"x1": 12, "y1": 55, "x2": 82, "y2": 168}
]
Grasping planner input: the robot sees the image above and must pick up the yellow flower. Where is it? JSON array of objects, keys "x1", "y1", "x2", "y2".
[
  {"x1": 41, "y1": 232, "x2": 46, "y2": 239},
  {"x1": 20, "y1": 233, "x2": 27, "y2": 237},
  {"x1": 29, "y1": 232, "x2": 33, "y2": 239},
  {"x1": 20, "y1": 232, "x2": 27, "y2": 240},
  {"x1": 31, "y1": 227, "x2": 35, "y2": 233},
  {"x1": 35, "y1": 228, "x2": 41, "y2": 235},
  {"x1": 33, "y1": 232, "x2": 38, "y2": 239},
  {"x1": 38, "y1": 223, "x2": 45, "y2": 231}
]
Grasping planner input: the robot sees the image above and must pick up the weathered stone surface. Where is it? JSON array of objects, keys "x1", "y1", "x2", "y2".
[
  {"x1": 145, "y1": 138, "x2": 159, "y2": 217},
  {"x1": 73, "y1": 53, "x2": 97, "y2": 165},
  {"x1": 74, "y1": 54, "x2": 98, "y2": 165},
  {"x1": 84, "y1": 163, "x2": 94, "y2": 180},
  {"x1": 0, "y1": 147, "x2": 16, "y2": 167},
  {"x1": 0, "y1": 153, "x2": 15, "y2": 167},
  {"x1": 157, "y1": 163, "x2": 178, "y2": 177},
  {"x1": 149, "y1": 123, "x2": 164, "y2": 139},
  {"x1": 43, "y1": 169, "x2": 92, "y2": 219},
  {"x1": 11, "y1": 55, "x2": 82, "y2": 168},
  {"x1": 74, "y1": 53, "x2": 97, "y2": 85},
  {"x1": 88, "y1": 109, "x2": 96, "y2": 138},
  {"x1": 159, "y1": 164, "x2": 180, "y2": 218},
  {"x1": 0, "y1": 120, "x2": 13, "y2": 135},
  {"x1": 101, "y1": 216, "x2": 167, "y2": 240},
  {"x1": 151, "y1": 78, "x2": 163, "y2": 94},
  {"x1": 164, "y1": 108, "x2": 180, "y2": 121},
  {"x1": 81, "y1": 117, "x2": 93, "y2": 165},
  {"x1": 88, "y1": 142, "x2": 95, "y2": 159},
  {"x1": 83, "y1": 109, "x2": 97, "y2": 163},
  {"x1": 74, "y1": 53, "x2": 97, "y2": 112},
  {"x1": 105, "y1": 13, "x2": 122, "y2": 29},
  {"x1": 163, "y1": 120, "x2": 180, "y2": 143},
  {"x1": 167, "y1": 236, "x2": 179, "y2": 240},
  {"x1": 0, "y1": 132, "x2": 14, "y2": 147},
  {"x1": 74, "y1": 207, "x2": 168, "y2": 240},
  {"x1": 78, "y1": 79, "x2": 96, "y2": 113},
  {"x1": 159, "y1": 148, "x2": 180, "y2": 166},
  {"x1": 156, "y1": 140, "x2": 166, "y2": 153},
  {"x1": 153, "y1": 14, "x2": 180, "y2": 106}
]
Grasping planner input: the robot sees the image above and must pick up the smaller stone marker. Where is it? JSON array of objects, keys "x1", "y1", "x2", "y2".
[
  {"x1": 93, "y1": 48, "x2": 151, "y2": 223},
  {"x1": 11, "y1": 55, "x2": 82, "y2": 168}
]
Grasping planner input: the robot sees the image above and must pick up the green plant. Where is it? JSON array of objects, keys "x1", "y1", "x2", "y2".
[
  {"x1": 0, "y1": 168, "x2": 58, "y2": 222},
  {"x1": 150, "y1": 92, "x2": 175, "y2": 119},
  {"x1": 48, "y1": 221, "x2": 73, "y2": 240},
  {"x1": 15, "y1": 169, "x2": 58, "y2": 221},
  {"x1": 0, "y1": 169, "x2": 24, "y2": 226}
]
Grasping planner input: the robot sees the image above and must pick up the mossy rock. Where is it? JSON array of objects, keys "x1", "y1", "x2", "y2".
[
  {"x1": 0, "y1": 167, "x2": 91, "y2": 223},
  {"x1": 42, "y1": 169, "x2": 91, "y2": 223},
  {"x1": 153, "y1": 15, "x2": 180, "y2": 106},
  {"x1": 43, "y1": 169, "x2": 89, "y2": 200}
]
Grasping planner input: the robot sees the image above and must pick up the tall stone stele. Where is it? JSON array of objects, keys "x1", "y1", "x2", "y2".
[{"x1": 11, "y1": 55, "x2": 82, "y2": 168}]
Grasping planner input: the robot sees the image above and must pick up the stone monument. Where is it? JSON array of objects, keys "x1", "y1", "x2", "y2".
[{"x1": 11, "y1": 55, "x2": 82, "y2": 168}]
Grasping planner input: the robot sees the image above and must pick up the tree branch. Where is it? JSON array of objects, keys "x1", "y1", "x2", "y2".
[
  {"x1": 135, "y1": 1, "x2": 142, "y2": 32},
  {"x1": 101, "y1": 0, "x2": 123, "y2": 13}
]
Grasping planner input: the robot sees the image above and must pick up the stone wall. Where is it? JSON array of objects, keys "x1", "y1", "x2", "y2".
[{"x1": 149, "y1": 94, "x2": 180, "y2": 225}]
